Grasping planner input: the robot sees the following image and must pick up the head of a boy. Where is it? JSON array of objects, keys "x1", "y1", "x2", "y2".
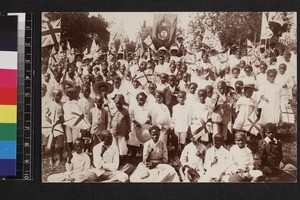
[
  {"x1": 154, "y1": 91, "x2": 164, "y2": 104},
  {"x1": 278, "y1": 64, "x2": 287, "y2": 75},
  {"x1": 169, "y1": 64, "x2": 176, "y2": 73},
  {"x1": 139, "y1": 61, "x2": 147, "y2": 71},
  {"x1": 232, "y1": 67, "x2": 240, "y2": 79},
  {"x1": 205, "y1": 85, "x2": 213, "y2": 98},
  {"x1": 84, "y1": 75, "x2": 93, "y2": 85},
  {"x1": 244, "y1": 65, "x2": 253, "y2": 76},
  {"x1": 284, "y1": 52, "x2": 291, "y2": 62},
  {"x1": 260, "y1": 63, "x2": 267, "y2": 74},
  {"x1": 87, "y1": 65, "x2": 93, "y2": 74},
  {"x1": 188, "y1": 82, "x2": 198, "y2": 94},
  {"x1": 239, "y1": 60, "x2": 246, "y2": 68},
  {"x1": 149, "y1": 125, "x2": 161, "y2": 143},
  {"x1": 66, "y1": 87, "x2": 79, "y2": 101},
  {"x1": 82, "y1": 85, "x2": 91, "y2": 98},
  {"x1": 99, "y1": 85, "x2": 108, "y2": 98},
  {"x1": 158, "y1": 56, "x2": 165, "y2": 65},
  {"x1": 214, "y1": 134, "x2": 223, "y2": 149},
  {"x1": 198, "y1": 89, "x2": 207, "y2": 104},
  {"x1": 177, "y1": 91, "x2": 186, "y2": 105},
  {"x1": 119, "y1": 65, "x2": 126, "y2": 75},
  {"x1": 113, "y1": 77, "x2": 122, "y2": 89},
  {"x1": 132, "y1": 79, "x2": 141, "y2": 89},
  {"x1": 235, "y1": 80, "x2": 244, "y2": 94},
  {"x1": 148, "y1": 83, "x2": 156, "y2": 95},
  {"x1": 95, "y1": 95, "x2": 104, "y2": 109},
  {"x1": 44, "y1": 73, "x2": 51, "y2": 82},
  {"x1": 267, "y1": 69, "x2": 277, "y2": 83},
  {"x1": 235, "y1": 132, "x2": 247, "y2": 149},
  {"x1": 181, "y1": 64, "x2": 188, "y2": 73},
  {"x1": 74, "y1": 138, "x2": 85, "y2": 154},
  {"x1": 114, "y1": 94, "x2": 125, "y2": 110},
  {"x1": 160, "y1": 73, "x2": 168, "y2": 84},
  {"x1": 136, "y1": 92, "x2": 147, "y2": 106},
  {"x1": 217, "y1": 81, "x2": 227, "y2": 95},
  {"x1": 101, "y1": 130, "x2": 113, "y2": 146},
  {"x1": 264, "y1": 123, "x2": 276, "y2": 140},
  {"x1": 182, "y1": 73, "x2": 189, "y2": 83},
  {"x1": 169, "y1": 75, "x2": 177, "y2": 87},
  {"x1": 52, "y1": 89, "x2": 63, "y2": 103},
  {"x1": 244, "y1": 87, "x2": 254, "y2": 98},
  {"x1": 202, "y1": 53, "x2": 209, "y2": 63},
  {"x1": 42, "y1": 84, "x2": 47, "y2": 97}
]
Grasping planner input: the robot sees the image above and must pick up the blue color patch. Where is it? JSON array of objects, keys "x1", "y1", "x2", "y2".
[{"x1": 0, "y1": 141, "x2": 16, "y2": 159}]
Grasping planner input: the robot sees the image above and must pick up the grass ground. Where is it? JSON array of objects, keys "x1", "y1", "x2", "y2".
[{"x1": 42, "y1": 122, "x2": 297, "y2": 182}]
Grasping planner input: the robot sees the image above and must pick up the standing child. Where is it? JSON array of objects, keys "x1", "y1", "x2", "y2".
[
  {"x1": 178, "y1": 72, "x2": 190, "y2": 92},
  {"x1": 109, "y1": 94, "x2": 131, "y2": 163},
  {"x1": 47, "y1": 89, "x2": 65, "y2": 166},
  {"x1": 128, "y1": 92, "x2": 151, "y2": 157},
  {"x1": 211, "y1": 81, "x2": 231, "y2": 141},
  {"x1": 150, "y1": 91, "x2": 171, "y2": 145},
  {"x1": 233, "y1": 84, "x2": 259, "y2": 134},
  {"x1": 88, "y1": 95, "x2": 109, "y2": 147},
  {"x1": 163, "y1": 75, "x2": 179, "y2": 114},
  {"x1": 78, "y1": 85, "x2": 95, "y2": 142},
  {"x1": 185, "y1": 82, "x2": 198, "y2": 109},
  {"x1": 156, "y1": 73, "x2": 169, "y2": 91},
  {"x1": 172, "y1": 91, "x2": 190, "y2": 152},
  {"x1": 259, "y1": 69, "x2": 282, "y2": 125},
  {"x1": 190, "y1": 89, "x2": 212, "y2": 143}
]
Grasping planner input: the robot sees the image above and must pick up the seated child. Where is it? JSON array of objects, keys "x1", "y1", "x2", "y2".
[
  {"x1": 130, "y1": 125, "x2": 180, "y2": 182},
  {"x1": 258, "y1": 123, "x2": 286, "y2": 181},
  {"x1": 83, "y1": 130, "x2": 128, "y2": 182},
  {"x1": 47, "y1": 138, "x2": 91, "y2": 182},
  {"x1": 225, "y1": 132, "x2": 263, "y2": 182},
  {"x1": 179, "y1": 132, "x2": 207, "y2": 182},
  {"x1": 201, "y1": 134, "x2": 232, "y2": 182}
]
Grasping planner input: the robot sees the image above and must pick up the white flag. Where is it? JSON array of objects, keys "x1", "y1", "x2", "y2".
[{"x1": 260, "y1": 12, "x2": 273, "y2": 40}]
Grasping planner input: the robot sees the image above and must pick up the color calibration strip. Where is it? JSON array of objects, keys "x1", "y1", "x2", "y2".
[{"x1": 0, "y1": 16, "x2": 18, "y2": 176}]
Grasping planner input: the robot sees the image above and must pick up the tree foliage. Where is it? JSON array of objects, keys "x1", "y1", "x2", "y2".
[
  {"x1": 43, "y1": 12, "x2": 110, "y2": 52},
  {"x1": 187, "y1": 12, "x2": 295, "y2": 50}
]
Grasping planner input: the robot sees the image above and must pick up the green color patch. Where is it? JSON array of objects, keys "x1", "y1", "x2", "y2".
[{"x1": 0, "y1": 123, "x2": 16, "y2": 140}]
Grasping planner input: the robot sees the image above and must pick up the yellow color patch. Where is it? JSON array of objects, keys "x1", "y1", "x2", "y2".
[{"x1": 0, "y1": 105, "x2": 17, "y2": 123}]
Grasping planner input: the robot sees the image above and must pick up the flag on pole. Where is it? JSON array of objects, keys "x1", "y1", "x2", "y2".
[
  {"x1": 42, "y1": 19, "x2": 61, "y2": 47},
  {"x1": 202, "y1": 29, "x2": 222, "y2": 52},
  {"x1": 246, "y1": 39, "x2": 255, "y2": 54},
  {"x1": 260, "y1": 12, "x2": 273, "y2": 40},
  {"x1": 134, "y1": 36, "x2": 144, "y2": 57},
  {"x1": 48, "y1": 46, "x2": 58, "y2": 67},
  {"x1": 242, "y1": 111, "x2": 261, "y2": 136},
  {"x1": 144, "y1": 35, "x2": 156, "y2": 51},
  {"x1": 269, "y1": 12, "x2": 284, "y2": 26},
  {"x1": 152, "y1": 14, "x2": 178, "y2": 49}
]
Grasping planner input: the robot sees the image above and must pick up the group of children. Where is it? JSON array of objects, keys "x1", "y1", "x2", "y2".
[{"x1": 42, "y1": 42, "x2": 297, "y2": 182}]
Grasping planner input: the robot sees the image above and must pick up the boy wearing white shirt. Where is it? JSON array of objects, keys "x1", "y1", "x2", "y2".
[
  {"x1": 201, "y1": 134, "x2": 232, "y2": 182},
  {"x1": 172, "y1": 91, "x2": 190, "y2": 151}
]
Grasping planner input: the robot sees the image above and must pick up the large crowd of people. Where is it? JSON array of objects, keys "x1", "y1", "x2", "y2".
[{"x1": 42, "y1": 38, "x2": 297, "y2": 183}]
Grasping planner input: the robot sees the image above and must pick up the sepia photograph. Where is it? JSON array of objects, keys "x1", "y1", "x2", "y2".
[{"x1": 41, "y1": 12, "x2": 297, "y2": 183}]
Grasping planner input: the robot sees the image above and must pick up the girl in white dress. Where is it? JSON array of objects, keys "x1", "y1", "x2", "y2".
[{"x1": 259, "y1": 69, "x2": 282, "y2": 125}]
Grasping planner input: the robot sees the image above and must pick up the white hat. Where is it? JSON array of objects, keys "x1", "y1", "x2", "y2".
[
  {"x1": 83, "y1": 54, "x2": 93, "y2": 61},
  {"x1": 170, "y1": 46, "x2": 179, "y2": 51},
  {"x1": 158, "y1": 46, "x2": 168, "y2": 52},
  {"x1": 260, "y1": 45, "x2": 266, "y2": 49}
]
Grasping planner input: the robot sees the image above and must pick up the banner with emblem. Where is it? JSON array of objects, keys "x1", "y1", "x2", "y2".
[{"x1": 152, "y1": 14, "x2": 178, "y2": 49}]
